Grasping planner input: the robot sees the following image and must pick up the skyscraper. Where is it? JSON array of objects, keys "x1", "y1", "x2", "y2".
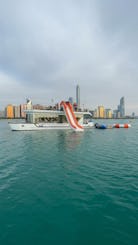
[
  {"x1": 120, "y1": 97, "x2": 125, "y2": 117},
  {"x1": 76, "y1": 85, "x2": 80, "y2": 109}
]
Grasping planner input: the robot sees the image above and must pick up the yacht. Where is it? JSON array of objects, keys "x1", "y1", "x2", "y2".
[{"x1": 9, "y1": 101, "x2": 94, "y2": 131}]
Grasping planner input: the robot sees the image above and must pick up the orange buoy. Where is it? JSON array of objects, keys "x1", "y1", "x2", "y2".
[
  {"x1": 113, "y1": 123, "x2": 131, "y2": 128},
  {"x1": 114, "y1": 124, "x2": 120, "y2": 128}
]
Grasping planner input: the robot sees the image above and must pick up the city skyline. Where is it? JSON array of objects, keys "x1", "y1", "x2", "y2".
[
  {"x1": 0, "y1": 93, "x2": 134, "y2": 117},
  {"x1": 0, "y1": 95, "x2": 137, "y2": 119},
  {"x1": 2, "y1": 95, "x2": 134, "y2": 119},
  {"x1": 0, "y1": 0, "x2": 138, "y2": 114}
]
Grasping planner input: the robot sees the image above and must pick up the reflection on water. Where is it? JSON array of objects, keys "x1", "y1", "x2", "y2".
[{"x1": 57, "y1": 130, "x2": 84, "y2": 151}]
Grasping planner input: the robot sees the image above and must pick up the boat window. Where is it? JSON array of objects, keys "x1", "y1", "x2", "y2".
[{"x1": 83, "y1": 114, "x2": 92, "y2": 119}]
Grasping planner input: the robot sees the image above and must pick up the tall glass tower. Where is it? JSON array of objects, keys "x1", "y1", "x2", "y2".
[
  {"x1": 76, "y1": 85, "x2": 80, "y2": 109},
  {"x1": 120, "y1": 97, "x2": 125, "y2": 117}
]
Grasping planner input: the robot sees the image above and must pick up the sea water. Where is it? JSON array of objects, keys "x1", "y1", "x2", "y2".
[{"x1": 0, "y1": 119, "x2": 138, "y2": 245}]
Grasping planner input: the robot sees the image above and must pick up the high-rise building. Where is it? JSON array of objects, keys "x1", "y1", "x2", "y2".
[
  {"x1": 98, "y1": 106, "x2": 105, "y2": 118},
  {"x1": 76, "y1": 85, "x2": 80, "y2": 109},
  {"x1": 20, "y1": 104, "x2": 27, "y2": 118},
  {"x1": 14, "y1": 105, "x2": 21, "y2": 118},
  {"x1": 120, "y1": 97, "x2": 125, "y2": 117},
  {"x1": 94, "y1": 108, "x2": 99, "y2": 118},
  {"x1": 113, "y1": 110, "x2": 118, "y2": 119},
  {"x1": 105, "y1": 109, "x2": 112, "y2": 118},
  {"x1": 6, "y1": 104, "x2": 14, "y2": 118}
]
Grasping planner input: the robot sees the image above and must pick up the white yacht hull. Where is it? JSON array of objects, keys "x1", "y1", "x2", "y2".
[{"x1": 9, "y1": 122, "x2": 94, "y2": 131}]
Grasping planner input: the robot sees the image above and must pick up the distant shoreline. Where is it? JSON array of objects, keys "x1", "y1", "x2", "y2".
[{"x1": 0, "y1": 118, "x2": 25, "y2": 120}]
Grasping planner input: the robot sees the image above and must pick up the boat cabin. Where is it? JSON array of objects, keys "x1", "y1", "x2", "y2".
[{"x1": 25, "y1": 109, "x2": 92, "y2": 124}]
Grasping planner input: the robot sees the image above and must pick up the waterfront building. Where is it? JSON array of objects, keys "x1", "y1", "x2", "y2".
[
  {"x1": 105, "y1": 109, "x2": 112, "y2": 118},
  {"x1": 98, "y1": 106, "x2": 105, "y2": 118},
  {"x1": 14, "y1": 105, "x2": 21, "y2": 118},
  {"x1": 114, "y1": 97, "x2": 125, "y2": 118},
  {"x1": 20, "y1": 104, "x2": 27, "y2": 118},
  {"x1": 117, "y1": 111, "x2": 121, "y2": 118},
  {"x1": 33, "y1": 104, "x2": 46, "y2": 110},
  {"x1": 93, "y1": 108, "x2": 99, "y2": 118},
  {"x1": 6, "y1": 104, "x2": 14, "y2": 118},
  {"x1": 76, "y1": 85, "x2": 80, "y2": 109},
  {"x1": 113, "y1": 110, "x2": 118, "y2": 118},
  {"x1": 120, "y1": 97, "x2": 125, "y2": 117}
]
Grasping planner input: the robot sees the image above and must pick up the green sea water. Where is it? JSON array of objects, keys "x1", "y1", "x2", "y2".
[{"x1": 0, "y1": 119, "x2": 138, "y2": 245}]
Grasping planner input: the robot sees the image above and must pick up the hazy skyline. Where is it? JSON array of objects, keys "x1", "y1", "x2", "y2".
[{"x1": 0, "y1": 0, "x2": 138, "y2": 114}]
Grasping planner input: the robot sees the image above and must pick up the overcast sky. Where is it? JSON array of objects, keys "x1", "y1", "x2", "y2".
[{"x1": 0, "y1": 0, "x2": 138, "y2": 114}]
